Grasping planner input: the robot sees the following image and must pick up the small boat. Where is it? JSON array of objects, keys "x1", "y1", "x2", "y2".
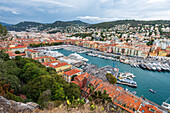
[
  {"x1": 139, "y1": 64, "x2": 146, "y2": 69},
  {"x1": 132, "y1": 91, "x2": 137, "y2": 95},
  {"x1": 149, "y1": 89, "x2": 156, "y2": 93}
]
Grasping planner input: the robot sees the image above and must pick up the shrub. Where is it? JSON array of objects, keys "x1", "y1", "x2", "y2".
[{"x1": 15, "y1": 51, "x2": 20, "y2": 54}]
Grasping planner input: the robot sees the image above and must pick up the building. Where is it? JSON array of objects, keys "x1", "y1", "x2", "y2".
[
  {"x1": 33, "y1": 56, "x2": 56, "y2": 63},
  {"x1": 112, "y1": 45, "x2": 142, "y2": 57},
  {"x1": 9, "y1": 46, "x2": 27, "y2": 53},
  {"x1": 25, "y1": 49, "x2": 39, "y2": 59},
  {"x1": 43, "y1": 61, "x2": 72, "y2": 75},
  {"x1": 63, "y1": 69, "x2": 81, "y2": 83}
]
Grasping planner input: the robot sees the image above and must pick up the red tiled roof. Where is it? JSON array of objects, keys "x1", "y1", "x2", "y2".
[
  {"x1": 9, "y1": 46, "x2": 27, "y2": 49},
  {"x1": 33, "y1": 56, "x2": 55, "y2": 60},
  {"x1": 25, "y1": 49, "x2": 38, "y2": 53},
  {"x1": 139, "y1": 104, "x2": 163, "y2": 113},
  {"x1": 50, "y1": 62, "x2": 70, "y2": 68},
  {"x1": 64, "y1": 69, "x2": 81, "y2": 76}
]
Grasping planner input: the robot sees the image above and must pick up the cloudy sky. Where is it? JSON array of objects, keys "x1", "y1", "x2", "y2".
[{"x1": 0, "y1": 0, "x2": 170, "y2": 24}]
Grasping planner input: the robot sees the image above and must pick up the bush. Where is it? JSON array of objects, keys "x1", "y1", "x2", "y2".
[
  {"x1": 88, "y1": 96, "x2": 93, "y2": 101},
  {"x1": 105, "y1": 73, "x2": 117, "y2": 85},
  {"x1": 15, "y1": 51, "x2": 20, "y2": 54}
]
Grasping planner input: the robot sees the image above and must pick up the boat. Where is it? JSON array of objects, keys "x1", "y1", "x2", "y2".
[
  {"x1": 117, "y1": 78, "x2": 137, "y2": 88},
  {"x1": 68, "y1": 53, "x2": 89, "y2": 62},
  {"x1": 149, "y1": 89, "x2": 156, "y2": 93},
  {"x1": 139, "y1": 64, "x2": 146, "y2": 69},
  {"x1": 161, "y1": 97, "x2": 170, "y2": 111},
  {"x1": 132, "y1": 91, "x2": 137, "y2": 95},
  {"x1": 144, "y1": 64, "x2": 151, "y2": 70},
  {"x1": 124, "y1": 72, "x2": 136, "y2": 78}
]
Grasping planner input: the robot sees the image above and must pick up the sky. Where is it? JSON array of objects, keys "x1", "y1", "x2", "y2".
[{"x1": 0, "y1": 0, "x2": 170, "y2": 24}]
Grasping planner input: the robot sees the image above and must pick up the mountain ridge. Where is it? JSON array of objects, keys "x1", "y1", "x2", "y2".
[
  {"x1": 5, "y1": 19, "x2": 170, "y2": 31},
  {"x1": 6, "y1": 20, "x2": 89, "y2": 31},
  {"x1": 88, "y1": 20, "x2": 170, "y2": 28}
]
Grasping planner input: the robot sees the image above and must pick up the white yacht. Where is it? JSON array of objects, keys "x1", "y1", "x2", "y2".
[
  {"x1": 68, "y1": 53, "x2": 89, "y2": 62},
  {"x1": 161, "y1": 97, "x2": 170, "y2": 111}
]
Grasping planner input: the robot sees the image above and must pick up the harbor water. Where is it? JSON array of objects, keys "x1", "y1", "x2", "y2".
[{"x1": 56, "y1": 49, "x2": 170, "y2": 105}]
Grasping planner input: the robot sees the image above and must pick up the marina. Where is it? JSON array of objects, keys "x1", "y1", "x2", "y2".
[{"x1": 55, "y1": 48, "x2": 170, "y2": 106}]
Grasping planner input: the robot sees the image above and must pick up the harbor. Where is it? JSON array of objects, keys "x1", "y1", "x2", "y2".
[
  {"x1": 54, "y1": 47, "x2": 170, "y2": 106},
  {"x1": 41, "y1": 45, "x2": 170, "y2": 72}
]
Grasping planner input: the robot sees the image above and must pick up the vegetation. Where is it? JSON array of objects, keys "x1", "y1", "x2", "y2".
[
  {"x1": 29, "y1": 42, "x2": 63, "y2": 47},
  {"x1": 0, "y1": 24, "x2": 8, "y2": 40},
  {"x1": 0, "y1": 50, "x2": 81, "y2": 109},
  {"x1": 105, "y1": 73, "x2": 117, "y2": 85},
  {"x1": 89, "y1": 20, "x2": 170, "y2": 28},
  {"x1": 7, "y1": 20, "x2": 89, "y2": 31},
  {"x1": 15, "y1": 51, "x2": 20, "y2": 54},
  {"x1": 70, "y1": 33, "x2": 92, "y2": 38},
  {"x1": 146, "y1": 39, "x2": 154, "y2": 46}
]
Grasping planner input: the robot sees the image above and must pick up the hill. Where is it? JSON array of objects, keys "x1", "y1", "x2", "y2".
[
  {"x1": 6, "y1": 21, "x2": 44, "y2": 31},
  {"x1": 89, "y1": 20, "x2": 170, "y2": 28},
  {"x1": 7, "y1": 20, "x2": 89, "y2": 31},
  {"x1": 0, "y1": 22, "x2": 13, "y2": 26}
]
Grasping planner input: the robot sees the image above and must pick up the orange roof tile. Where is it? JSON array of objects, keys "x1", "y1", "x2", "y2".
[{"x1": 64, "y1": 69, "x2": 81, "y2": 76}]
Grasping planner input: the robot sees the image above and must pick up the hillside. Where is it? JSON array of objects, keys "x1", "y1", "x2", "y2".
[
  {"x1": 89, "y1": 20, "x2": 170, "y2": 28},
  {"x1": 7, "y1": 20, "x2": 89, "y2": 31},
  {"x1": 0, "y1": 22, "x2": 13, "y2": 26}
]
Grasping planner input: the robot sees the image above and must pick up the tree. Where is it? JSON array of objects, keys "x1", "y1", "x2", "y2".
[
  {"x1": 15, "y1": 51, "x2": 20, "y2": 54},
  {"x1": 71, "y1": 75, "x2": 77, "y2": 81},
  {"x1": 109, "y1": 76, "x2": 117, "y2": 85},
  {"x1": 0, "y1": 60, "x2": 21, "y2": 93},
  {"x1": 25, "y1": 75, "x2": 57, "y2": 102},
  {"x1": 38, "y1": 90, "x2": 52, "y2": 108},
  {"x1": 0, "y1": 50, "x2": 10, "y2": 61},
  {"x1": 64, "y1": 83, "x2": 81, "y2": 101},
  {"x1": 105, "y1": 73, "x2": 117, "y2": 85},
  {"x1": 21, "y1": 62, "x2": 48, "y2": 83},
  {"x1": 0, "y1": 24, "x2": 8, "y2": 40}
]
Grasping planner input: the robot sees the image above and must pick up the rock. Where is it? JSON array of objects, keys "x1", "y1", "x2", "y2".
[{"x1": 0, "y1": 96, "x2": 39, "y2": 113}]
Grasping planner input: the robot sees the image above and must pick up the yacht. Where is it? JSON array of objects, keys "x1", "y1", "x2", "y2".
[
  {"x1": 144, "y1": 64, "x2": 151, "y2": 70},
  {"x1": 161, "y1": 97, "x2": 170, "y2": 111},
  {"x1": 149, "y1": 89, "x2": 156, "y2": 93},
  {"x1": 139, "y1": 64, "x2": 146, "y2": 69},
  {"x1": 68, "y1": 53, "x2": 89, "y2": 62},
  {"x1": 124, "y1": 72, "x2": 136, "y2": 78}
]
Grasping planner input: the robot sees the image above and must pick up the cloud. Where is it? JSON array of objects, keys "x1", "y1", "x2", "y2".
[
  {"x1": 0, "y1": 0, "x2": 170, "y2": 24},
  {"x1": 30, "y1": 0, "x2": 74, "y2": 8},
  {"x1": 77, "y1": 16, "x2": 118, "y2": 22},
  {"x1": 0, "y1": 6, "x2": 20, "y2": 14}
]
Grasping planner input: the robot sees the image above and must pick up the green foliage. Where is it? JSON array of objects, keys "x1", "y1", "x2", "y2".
[
  {"x1": 0, "y1": 50, "x2": 81, "y2": 109},
  {"x1": 71, "y1": 75, "x2": 77, "y2": 81},
  {"x1": 0, "y1": 50, "x2": 10, "y2": 61},
  {"x1": 89, "y1": 20, "x2": 170, "y2": 28},
  {"x1": 147, "y1": 39, "x2": 154, "y2": 46},
  {"x1": 0, "y1": 24, "x2": 8, "y2": 37},
  {"x1": 24, "y1": 75, "x2": 57, "y2": 102},
  {"x1": 0, "y1": 84, "x2": 23, "y2": 102},
  {"x1": 90, "y1": 104, "x2": 96, "y2": 110},
  {"x1": 90, "y1": 90, "x2": 112, "y2": 105},
  {"x1": 29, "y1": 42, "x2": 62, "y2": 47},
  {"x1": 71, "y1": 33, "x2": 92, "y2": 38},
  {"x1": 38, "y1": 90, "x2": 52, "y2": 108},
  {"x1": 21, "y1": 62, "x2": 48, "y2": 83},
  {"x1": 15, "y1": 51, "x2": 20, "y2": 54},
  {"x1": 0, "y1": 60, "x2": 21, "y2": 93},
  {"x1": 64, "y1": 83, "x2": 81, "y2": 101},
  {"x1": 88, "y1": 96, "x2": 93, "y2": 101},
  {"x1": 106, "y1": 73, "x2": 117, "y2": 85}
]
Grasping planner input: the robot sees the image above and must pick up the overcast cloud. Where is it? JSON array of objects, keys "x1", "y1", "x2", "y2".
[{"x1": 0, "y1": 0, "x2": 169, "y2": 24}]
